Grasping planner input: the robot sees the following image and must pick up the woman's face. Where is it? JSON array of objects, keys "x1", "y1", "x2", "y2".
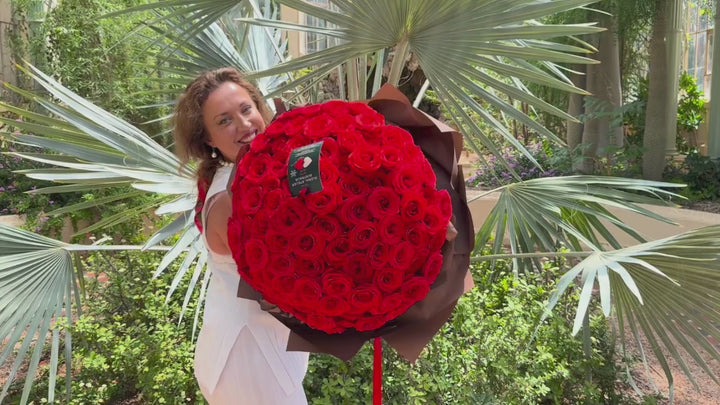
[{"x1": 202, "y1": 81, "x2": 266, "y2": 163}]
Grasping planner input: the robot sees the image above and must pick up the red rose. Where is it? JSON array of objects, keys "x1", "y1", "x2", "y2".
[
  {"x1": 295, "y1": 277, "x2": 322, "y2": 304},
  {"x1": 422, "y1": 251, "x2": 443, "y2": 282},
  {"x1": 246, "y1": 153, "x2": 273, "y2": 181},
  {"x1": 304, "y1": 115, "x2": 334, "y2": 139},
  {"x1": 266, "y1": 231, "x2": 290, "y2": 253},
  {"x1": 428, "y1": 232, "x2": 446, "y2": 252},
  {"x1": 250, "y1": 133, "x2": 271, "y2": 153},
  {"x1": 239, "y1": 184, "x2": 264, "y2": 215},
  {"x1": 391, "y1": 165, "x2": 425, "y2": 193},
  {"x1": 409, "y1": 248, "x2": 430, "y2": 274},
  {"x1": 378, "y1": 215, "x2": 404, "y2": 244},
  {"x1": 338, "y1": 174, "x2": 370, "y2": 198},
  {"x1": 400, "y1": 192, "x2": 426, "y2": 222},
  {"x1": 264, "y1": 189, "x2": 285, "y2": 211},
  {"x1": 305, "y1": 189, "x2": 339, "y2": 215},
  {"x1": 312, "y1": 215, "x2": 341, "y2": 239},
  {"x1": 354, "y1": 111, "x2": 385, "y2": 131},
  {"x1": 401, "y1": 277, "x2": 431, "y2": 303},
  {"x1": 348, "y1": 144, "x2": 382, "y2": 175},
  {"x1": 321, "y1": 272, "x2": 354, "y2": 297},
  {"x1": 331, "y1": 114, "x2": 356, "y2": 133},
  {"x1": 376, "y1": 293, "x2": 403, "y2": 316},
  {"x1": 350, "y1": 285, "x2": 382, "y2": 313},
  {"x1": 368, "y1": 242, "x2": 390, "y2": 267},
  {"x1": 227, "y1": 218, "x2": 246, "y2": 265},
  {"x1": 389, "y1": 241, "x2": 416, "y2": 271},
  {"x1": 291, "y1": 229, "x2": 326, "y2": 259},
  {"x1": 343, "y1": 253, "x2": 373, "y2": 284},
  {"x1": 368, "y1": 187, "x2": 400, "y2": 218},
  {"x1": 420, "y1": 205, "x2": 446, "y2": 234},
  {"x1": 269, "y1": 255, "x2": 291, "y2": 275},
  {"x1": 373, "y1": 267, "x2": 403, "y2": 293},
  {"x1": 406, "y1": 224, "x2": 430, "y2": 248},
  {"x1": 354, "y1": 315, "x2": 387, "y2": 332},
  {"x1": 245, "y1": 238, "x2": 270, "y2": 270},
  {"x1": 319, "y1": 157, "x2": 340, "y2": 184},
  {"x1": 348, "y1": 101, "x2": 372, "y2": 115},
  {"x1": 296, "y1": 104, "x2": 322, "y2": 116},
  {"x1": 262, "y1": 120, "x2": 287, "y2": 138},
  {"x1": 305, "y1": 314, "x2": 344, "y2": 334},
  {"x1": 318, "y1": 295, "x2": 351, "y2": 317},
  {"x1": 284, "y1": 117, "x2": 305, "y2": 137},
  {"x1": 291, "y1": 257, "x2": 325, "y2": 278},
  {"x1": 339, "y1": 196, "x2": 372, "y2": 225},
  {"x1": 248, "y1": 210, "x2": 271, "y2": 238},
  {"x1": 380, "y1": 146, "x2": 402, "y2": 169},
  {"x1": 326, "y1": 237, "x2": 350, "y2": 264},
  {"x1": 336, "y1": 129, "x2": 365, "y2": 152},
  {"x1": 348, "y1": 222, "x2": 378, "y2": 250},
  {"x1": 271, "y1": 198, "x2": 312, "y2": 234},
  {"x1": 320, "y1": 138, "x2": 341, "y2": 164},
  {"x1": 380, "y1": 125, "x2": 413, "y2": 148},
  {"x1": 271, "y1": 274, "x2": 296, "y2": 296},
  {"x1": 322, "y1": 100, "x2": 350, "y2": 115},
  {"x1": 437, "y1": 190, "x2": 452, "y2": 221}
]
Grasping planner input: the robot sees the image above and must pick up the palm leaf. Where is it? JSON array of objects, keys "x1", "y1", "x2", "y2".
[
  {"x1": 242, "y1": 0, "x2": 602, "y2": 166},
  {"x1": 475, "y1": 175, "x2": 683, "y2": 271},
  {"x1": 0, "y1": 225, "x2": 77, "y2": 404},
  {"x1": 544, "y1": 226, "x2": 720, "y2": 396},
  {"x1": 1, "y1": 66, "x2": 209, "y2": 403}
]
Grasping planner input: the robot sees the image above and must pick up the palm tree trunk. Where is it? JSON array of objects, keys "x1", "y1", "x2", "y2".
[
  {"x1": 707, "y1": 0, "x2": 720, "y2": 160},
  {"x1": 578, "y1": 13, "x2": 623, "y2": 174},
  {"x1": 642, "y1": 0, "x2": 683, "y2": 180}
]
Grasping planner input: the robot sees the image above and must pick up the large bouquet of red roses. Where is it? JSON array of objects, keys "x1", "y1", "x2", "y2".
[{"x1": 228, "y1": 99, "x2": 452, "y2": 334}]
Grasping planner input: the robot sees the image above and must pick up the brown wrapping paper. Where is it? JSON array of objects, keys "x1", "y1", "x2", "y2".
[{"x1": 234, "y1": 84, "x2": 475, "y2": 361}]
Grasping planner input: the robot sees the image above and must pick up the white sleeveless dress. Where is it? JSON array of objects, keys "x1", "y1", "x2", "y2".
[{"x1": 194, "y1": 165, "x2": 309, "y2": 404}]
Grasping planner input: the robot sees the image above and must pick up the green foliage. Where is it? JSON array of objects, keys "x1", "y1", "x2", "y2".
[
  {"x1": 304, "y1": 258, "x2": 632, "y2": 404},
  {"x1": 5, "y1": 251, "x2": 205, "y2": 404},
  {"x1": 665, "y1": 150, "x2": 720, "y2": 201},
  {"x1": 676, "y1": 72, "x2": 707, "y2": 154},
  {"x1": 0, "y1": 133, "x2": 77, "y2": 234},
  {"x1": 9, "y1": 0, "x2": 169, "y2": 135}
]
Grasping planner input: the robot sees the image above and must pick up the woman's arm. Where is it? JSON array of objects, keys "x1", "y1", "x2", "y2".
[{"x1": 205, "y1": 191, "x2": 233, "y2": 255}]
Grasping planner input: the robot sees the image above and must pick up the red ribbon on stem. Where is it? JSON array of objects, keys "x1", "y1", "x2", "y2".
[{"x1": 373, "y1": 337, "x2": 382, "y2": 404}]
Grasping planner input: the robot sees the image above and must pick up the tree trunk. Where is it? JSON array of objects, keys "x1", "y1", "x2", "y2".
[
  {"x1": 578, "y1": 13, "x2": 623, "y2": 174},
  {"x1": 708, "y1": 0, "x2": 720, "y2": 160},
  {"x1": 642, "y1": 0, "x2": 683, "y2": 180}
]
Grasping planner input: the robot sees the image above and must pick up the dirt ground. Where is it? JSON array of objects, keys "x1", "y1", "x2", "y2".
[
  {"x1": 619, "y1": 327, "x2": 720, "y2": 404},
  {"x1": 615, "y1": 200, "x2": 720, "y2": 404}
]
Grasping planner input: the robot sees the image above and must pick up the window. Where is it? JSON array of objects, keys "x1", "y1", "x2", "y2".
[
  {"x1": 684, "y1": 3, "x2": 714, "y2": 94},
  {"x1": 300, "y1": 0, "x2": 340, "y2": 55}
]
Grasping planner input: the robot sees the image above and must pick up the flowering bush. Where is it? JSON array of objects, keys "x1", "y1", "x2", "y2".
[
  {"x1": 465, "y1": 141, "x2": 570, "y2": 188},
  {"x1": 228, "y1": 100, "x2": 452, "y2": 334}
]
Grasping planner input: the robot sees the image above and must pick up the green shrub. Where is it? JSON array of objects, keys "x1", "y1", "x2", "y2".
[
  {"x1": 304, "y1": 259, "x2": 631, "y2": 404},
  {"x1": 665, "y1": 150, "x2": 720, "y2": 201},
  {"x1": 7, "y1": 251, "x2": 206, "y2": 404},
  {"x1": 10, "y1": 0, "x2": 169, "y2": 135}
]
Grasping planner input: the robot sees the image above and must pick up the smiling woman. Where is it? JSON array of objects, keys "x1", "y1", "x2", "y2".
[
  {"x1": 201, "y1": 81, "x2": 266, "y2": 162},
  {"x1": 173, "y1": 67, "x2": 310, "y2": 405}
]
